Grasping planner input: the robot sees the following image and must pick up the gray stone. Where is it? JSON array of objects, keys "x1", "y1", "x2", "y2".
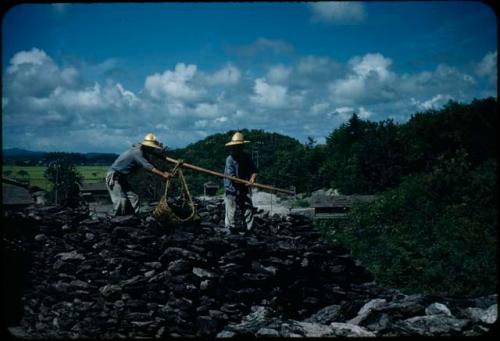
[
  {"x1": 463, "y1": 324, "x2": 490, "y2": 336},
  {"x1": 329, "y1": 322, "x2": 376, "y2": 337},
  {"x1": 193, "y1": 267, "x2": 216, "y2": 278},
  {"x1": 395, "y1": 315, "x2": 469, "y2": 336},
  {"x1": 216, "y1": 330, "x2": 237, "y2": 338},
  {"x1": 69, "y1": 280, "x2": 89, "y2": 289},
  {"x1": 256, "y1": 327, "x2": 280, "y2": 337},
  {"x1": 56, "y1": 250, "x2": 86, "y2": 261},
  {"x1": 167, "y1": 259, "x2": 192, "y2": 274},
  {"x1": 228, "y1": 306, "x2": 272, "y2": 333},
  {"x1": 294, "y1": 321, "x2": 336, "y2": 337},
  {"x1": 464, "y1": 304, "x2": 497, "y2": 324},
  {"x1": 34, "y1": 234, "x2": 47, "y2": 241},
  {"x1": 425, "y1": 302, "x2": 452, "y2": 316},
  {"x1": 306, "y1": 304, "x2": 342, "y2": 324},
  {"x1": 99, "y1": 284, "x2": 122, "y2": 298},
  {"x1": 348, "y1": 298, "x2": 387, "y2": 325}
]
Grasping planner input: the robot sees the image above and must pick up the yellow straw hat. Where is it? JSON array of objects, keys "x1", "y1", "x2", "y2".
[
  {"x1": 225, "y1": 132, "x2": 250, "y2": 146},
  {"x1": 141, "y1": 133, "x2": 162, "y2": 149}
]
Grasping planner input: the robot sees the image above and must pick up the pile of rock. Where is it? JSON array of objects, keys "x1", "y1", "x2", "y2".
[{"x1": 2, "y1": 199, "x2": 496, "y2": 338}]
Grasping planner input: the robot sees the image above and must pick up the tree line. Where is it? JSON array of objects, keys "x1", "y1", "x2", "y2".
[
  {"x1": 315, "y1": 97, "x2": 497, "y2": 296},
  {"x1": 157, "y1": 97, "x2": 496, "y2": 198}
]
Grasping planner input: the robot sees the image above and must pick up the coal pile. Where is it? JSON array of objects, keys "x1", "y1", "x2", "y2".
[{"x1": 2, "y1": 199, "x2": 497, "y2": 338}]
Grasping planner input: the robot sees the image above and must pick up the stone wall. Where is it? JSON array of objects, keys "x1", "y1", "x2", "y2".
[{"x1": 2, "y1": 199, "x2": 496, "y2": 338}]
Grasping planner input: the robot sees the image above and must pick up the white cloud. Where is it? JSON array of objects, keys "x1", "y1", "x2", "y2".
[
  {"x1": 206, "y1": 64, "x2": 241, "y2": 85},
  {"x1": 6, "y1": 48, "x2": 79, "y2": 97},
  {"x1": 476, "y1": 50, "x2": 497, "y2": 84},
  {"x1": 310, "y1": 102, "x2": 331, "y2": 115},
  {"x1": 330, "y1": 106, "x2": 355, "y2": 121},
  {"x1": 350, "y1": 53, "x2": 394, "y2": 80},
  {"x1": 266, "y1": 64, "x2": 292, "y2": 84},
  {"x1": 194, "y1": 120, "x2": 208, "y2": 128},
  {"x1": 2, "y1": 47, "x2": 495, "y2": 151},
  {"x1": 251, "y1": 78, "x2": 295, "y2": 109},
  {"x1": 194, "y1": 102, "x2": 219, "y2": 118},
  {"x1": 296, "y1": 55, "x2": 342, "y2": 80},
  {"x1": 309, "y1": 2, "x2": 366, "y2": 24},
  {"x1": 233, "y1": 37, "x2": 294, "y2": 57},
  {"x1": 419, "y1": 94, "x2": 455, "y2": 110},
  {"x1": 144, "y1": 63, "x2": 204, "y2": 101},
  {"x1": 328, "y1": 53, "x2": 397, "y2": 106},
  {"x1": 7, "y1": 48, "x2": 51, "y2": 73},
  {"x1": 358, "y1": 106, "x2": 373, "y2": 119}
]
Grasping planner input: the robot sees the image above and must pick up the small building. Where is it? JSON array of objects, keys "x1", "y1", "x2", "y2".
[
  {"x1": 2, "y1": 183, "x2": 34, "y2": 209},
  {"x1": 311, "y1": 194, "x2": 378, "y2": 218},
  {"x1": 203, "y1": 181, "x2": 219, "y2": 196},
  {"x1": 30, "y1": 186, "x2": 48, "y2": 205},
  {"x1": 80, "y1": 182, "x2": 110, "y2": 203}
]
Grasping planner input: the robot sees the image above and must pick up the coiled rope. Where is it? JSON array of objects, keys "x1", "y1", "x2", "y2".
[{"x1": 153, "y1": 161, "x2": 198, "y2": 224}]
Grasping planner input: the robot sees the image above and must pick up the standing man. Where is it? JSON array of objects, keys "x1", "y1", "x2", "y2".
[
  {"x1": 106, "y1": 133, "x2": 173, "y2": 216},
  {"x1": 224, "y1": 132, "x2": 258, "y2": 234}
]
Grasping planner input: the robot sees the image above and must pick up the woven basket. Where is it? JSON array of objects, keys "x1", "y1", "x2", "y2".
[{"x1": 153, "y1": 165, "x2": 198, "y2": 225}]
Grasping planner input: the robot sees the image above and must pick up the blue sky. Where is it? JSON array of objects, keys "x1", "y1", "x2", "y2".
[{"x1": 2, "y1": 2, "x2": 497, "y2": 153}]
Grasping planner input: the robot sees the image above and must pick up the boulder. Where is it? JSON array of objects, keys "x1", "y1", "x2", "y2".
[
  {"x1": 394, "y1": 315, "x2": 469, "y2": 336},
  {"x1": 329, "y1": 322, "x2": 376, "y2": 337},
  {"x1": 425, "y1": 302, "x2": 452, "y2": 317}
]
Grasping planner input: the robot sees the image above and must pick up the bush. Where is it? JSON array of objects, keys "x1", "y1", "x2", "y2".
[
  {"x1": 44, "y1": 160, "x2": 83, "y2": 208},
  {"x1": 319, "y1": 153, "x2": 497, "y2": 296}
]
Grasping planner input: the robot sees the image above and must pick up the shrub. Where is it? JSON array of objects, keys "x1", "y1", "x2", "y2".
[{"x1": 319, "y1": 153, "x2": 497, "y2": 296}]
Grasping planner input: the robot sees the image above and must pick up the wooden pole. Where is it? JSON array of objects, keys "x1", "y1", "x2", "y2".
[{"x1": 164, "y1": 156, "x2": 295, "y2": 195}]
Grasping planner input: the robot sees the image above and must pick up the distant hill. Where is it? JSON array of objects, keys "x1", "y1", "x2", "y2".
[
  {"x1": 3, "y1": 148, "x2": 45, "y2": 157},
  {"x1": 2, "y1": 149, "x2": 119, "y2": 166},
  {"x1": 163, "y1": 129, "x2": 308, "y2": 195}
]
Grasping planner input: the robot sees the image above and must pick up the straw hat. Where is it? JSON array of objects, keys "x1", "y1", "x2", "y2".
[
  {"x1": 225, "y1": 132, "x2": 250, "y2": 146},
  {"x1": 141, "y1": 133, "x2": 162, "y2": 149}
]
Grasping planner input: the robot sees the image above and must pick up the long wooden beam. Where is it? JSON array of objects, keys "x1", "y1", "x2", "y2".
[{"x1": 164, "y1": 156, "x2": 295, "y2": 195}]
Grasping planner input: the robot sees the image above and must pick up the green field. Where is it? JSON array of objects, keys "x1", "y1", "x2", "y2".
[{"x1": 2, "y1": 165, "x2": 108, "y2": 191}]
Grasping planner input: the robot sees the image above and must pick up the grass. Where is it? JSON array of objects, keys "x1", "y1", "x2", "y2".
[{"x1": 2, "y1": 165, "x2": 108, "y2": 191}]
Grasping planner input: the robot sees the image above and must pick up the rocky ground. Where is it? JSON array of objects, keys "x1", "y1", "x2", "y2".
[{"x1": 2, "y1": 198, "x2": 497, "y2": 338}]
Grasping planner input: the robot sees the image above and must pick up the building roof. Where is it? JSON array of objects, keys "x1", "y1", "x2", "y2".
[
  {"x1": 80, "y1": 182, "x2": 108, "y2": 192},
  {"x1": 310, "y1": 194, "x2": 378, "y2": 208},
  {"x1": 2, "y1": 183, "x2": 34, "y2": 206},
  {"x1": 203, "y1": 181, "x2": 219, "y2": 188}
]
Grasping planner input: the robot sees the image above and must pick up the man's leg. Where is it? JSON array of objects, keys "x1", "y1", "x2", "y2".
[
  {"x1": 126, "y1": 190, "x2": 140, "y2": 215},
  {"x1": 243, "y1": 192, "x2": 255, "y2": 231},
  {"x1": 106, "y1": 179, "x2": 129, "y2": 216},
  {"x1": 224, "y1": 194, "x2": 237, "y2": 232}
]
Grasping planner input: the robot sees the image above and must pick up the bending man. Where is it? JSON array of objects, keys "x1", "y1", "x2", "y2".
[{"x1": 106, "y1": 133, "x2": 173, "y2": 216}]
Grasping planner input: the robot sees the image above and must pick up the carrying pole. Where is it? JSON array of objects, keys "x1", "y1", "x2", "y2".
[{"x1": 164, "y1": 156, "x2": 294, "y2": 195}]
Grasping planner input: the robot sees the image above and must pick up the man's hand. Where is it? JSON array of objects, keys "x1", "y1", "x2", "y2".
[
  {"x1": 162, "y1": 171, "x2": 173, "y2": 180},
  {"x1": 152, "y1": 167, "x2": 173, "y2": 180},
  {"x1": 246, "y1": 173, "x2": 257, "y2": 186}
]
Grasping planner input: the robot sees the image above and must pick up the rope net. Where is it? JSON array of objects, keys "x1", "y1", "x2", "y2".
[{"x1": 153, "y1": 163, "x2": 198, "y2": 225}]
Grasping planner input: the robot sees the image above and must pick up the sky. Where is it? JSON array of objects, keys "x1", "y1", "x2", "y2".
[{"x1": 1, "y1": 1, "x2": 497, "y2": 153}]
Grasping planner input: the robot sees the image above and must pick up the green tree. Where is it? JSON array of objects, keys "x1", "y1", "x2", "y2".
[
  {"x1": 324, "y1": 152, "x2": 497, "y2": 296},
  {"x1": 44, "y1": 160, "x2": 83, "y2": 207},
  {"x1": 16, "y1": 169, "x2": 30, "y2": 185}
]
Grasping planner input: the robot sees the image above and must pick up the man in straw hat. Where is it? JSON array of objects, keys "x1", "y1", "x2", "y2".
[
  {"x1": 106, "y1": 133, "x2": 174, "y2": 216},
  {"x1": 224, "y1": 131, "x2": 258, "y2": 234}
]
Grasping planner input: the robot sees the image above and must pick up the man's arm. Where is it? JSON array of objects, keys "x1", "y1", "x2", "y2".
[
  {"x1": 134, "y1": 150, "x2": 173, "y2": 180},
  {"x1": 151, "y1": 167, "x2": 173, "y2": 180}
]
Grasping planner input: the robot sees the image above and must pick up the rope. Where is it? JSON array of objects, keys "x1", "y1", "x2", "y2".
[{"x1": 153, "y1": 161, "x2": 198, "y2": 224}]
